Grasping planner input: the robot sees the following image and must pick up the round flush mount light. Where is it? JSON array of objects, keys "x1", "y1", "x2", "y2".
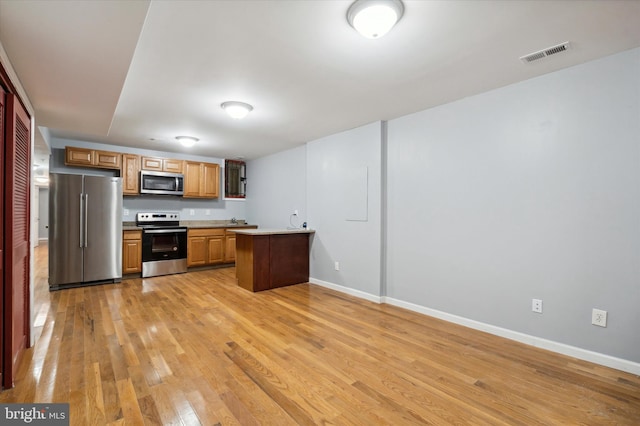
[
  {"x1": 347, "y1": 0, "x2": 404, "y2": 39},
  {"x1": 221, "y1": 101, "x2": 253, "y2": 119},
  {"x1": 176, "y1": 136, "x2": 199, "y2": 147}
]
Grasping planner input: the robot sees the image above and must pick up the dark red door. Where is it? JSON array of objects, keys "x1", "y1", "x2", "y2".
[
  {"x1": 0, "y1": 86, "x2": 5, "y2": 387},
  {"x1": 3, "y1": 93, "x2": 30, "y2": 389}
]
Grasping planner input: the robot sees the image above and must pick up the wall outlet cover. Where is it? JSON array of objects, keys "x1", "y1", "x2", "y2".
[
  {"x1": 532, "y1": 299, "x2": 543, "y2": 313},
  {"x1": 592, "y1": 308, "x2": 607, "y2": 327}
]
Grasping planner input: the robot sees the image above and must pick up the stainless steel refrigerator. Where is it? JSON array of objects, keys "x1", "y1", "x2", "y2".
[{"x1": 49, "y1": 173, "x2": 123, "y2": 290}]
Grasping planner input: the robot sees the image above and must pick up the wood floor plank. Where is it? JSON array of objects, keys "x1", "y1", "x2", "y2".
[{"x1": 1, "y1": 244, "x2": 638, "y2": 426}]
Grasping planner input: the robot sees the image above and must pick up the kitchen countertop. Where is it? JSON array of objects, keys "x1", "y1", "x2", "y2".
[
  {"x1": 234, "y1": 228, "x2": 315, "y2": 235},
  {"x1": 122, "y1": 221, "x2": 256, "y2": 231}
]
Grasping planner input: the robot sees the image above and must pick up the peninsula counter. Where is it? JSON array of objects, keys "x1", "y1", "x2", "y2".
[{"x1": 234, "y1": 229, "x2": 315, "y2": 292}]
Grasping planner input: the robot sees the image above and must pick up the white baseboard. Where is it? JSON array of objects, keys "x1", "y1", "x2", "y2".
[
  {"x1": 308, "y1": 277, "x2": 640, "y2": 376},
  {"x1": 309, "y1": 278, "x2": 382, "y2": 304}
]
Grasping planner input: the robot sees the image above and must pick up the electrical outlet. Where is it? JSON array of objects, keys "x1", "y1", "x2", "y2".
[
  {"x1": 592, "y1": 309, "x2": 607, "y2": 327},
  {"x1": 123, "y1": 209, "x2": 129, "y2": 216},
  {"x1": 189, "y1": 209, "x2": 195, "y2": 216},
  {"x1": 532, "y1": 299, "x2": 543, "y2": 313},
  {"x1": 293, "y1": 209, "x2": 298, "y2": 216},
  {"x1": 334, "y1": 261, "x2": 340, "y2": 271}
]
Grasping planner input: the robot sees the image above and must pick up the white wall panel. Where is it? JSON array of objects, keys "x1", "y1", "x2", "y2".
[
  {"x1": 387, "y1": 48, "x2": 640, "y2": 362},
  {"x1": 307, "y1": 122, "x2": 382, "y2": 296}
]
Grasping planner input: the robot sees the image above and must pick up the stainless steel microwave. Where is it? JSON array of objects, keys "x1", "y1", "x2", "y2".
[{"x1": 140, "y1": 170, "x2": 184, "y2": 195}]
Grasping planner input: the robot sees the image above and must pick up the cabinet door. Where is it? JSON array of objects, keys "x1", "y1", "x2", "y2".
[
  {"x1": 183, "y1": 161, "x2": 202, "y2": 197},
  {"x1": 202, "y1": 163, "x2": 219, "y2": 198},
  {"x1": 121, "y1": 154, "x2": 140, "y2": 195},
  {"x1": 94, "y1": 150, "x2": 121, "y2": 169},
  {"x1": 65, "y1": 147, "x2": 93, "y2": 166},
  {"x1": 225, "y1": 234, "x2": 236, "y2": 263},
  {"x1": 122, "y1": 233, "x2": 142, "y2": 274},
  {"x1": 207, "y1": 236, "x2": 225, "y2": 264},
  {"x1": 163, "y1": 159, "x2": 183, "y2": 173},
  {"x1": 141, "y1": 156, "x2": 164, "y2": 171},
  {"x1": 187, "y1": 236, "x2": 207, "y2": 266}
]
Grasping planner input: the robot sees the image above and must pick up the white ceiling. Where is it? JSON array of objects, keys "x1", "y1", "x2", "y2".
[{"x1": 1, "y1": 0, "x2": 639, "y2": 167}]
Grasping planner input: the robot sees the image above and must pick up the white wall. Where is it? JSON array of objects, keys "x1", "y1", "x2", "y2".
[
  {"x1": 246, "y1": 145, "x2": 307, "y2": 228},
  {"x1": 247, "y1": 48, "x2": 640, "y2": 372},
  {"x1": 386, "y1": 47, "x2": 640, "y2": 363},
  {"x1": 306, "y1": 122, "x2": 383, "y2": 297}
]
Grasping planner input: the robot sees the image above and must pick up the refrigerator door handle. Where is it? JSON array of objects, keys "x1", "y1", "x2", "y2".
[
  {"x1": 84, "y1": 193, "x2": 89, "y2": 247},
  {"x1": 79, "y1": 193, "x2": 84, "y2": 248}
]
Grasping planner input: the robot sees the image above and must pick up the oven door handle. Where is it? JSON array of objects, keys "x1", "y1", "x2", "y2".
[{"x1": 143, "y1": 228, "x2": 187, "y2": 234}]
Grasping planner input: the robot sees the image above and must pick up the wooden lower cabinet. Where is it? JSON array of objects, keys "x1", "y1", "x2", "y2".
[
  {"x1": 187, "y1": 236, "x2": 207, "y2": 266},
  {"x1": 187, "y1": 226, "x2": 258, "y2": 267},
  {"x1": 224, "y1": 233, "x2": 237, "y2": 263},
  {"x1": 207, "y1": 237, "x2": 225, "y2": 264},
  {"x1": 122, "y1": 230, "x2": 142, "y2": 274},
  {"x1": 187, "y1": 229, "x2": 225, "y2": 267}
]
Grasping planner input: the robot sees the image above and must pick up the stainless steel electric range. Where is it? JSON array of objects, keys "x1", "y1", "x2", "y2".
[{"x1": 136, "y1": 212, "x2": 188, "y2": 278}]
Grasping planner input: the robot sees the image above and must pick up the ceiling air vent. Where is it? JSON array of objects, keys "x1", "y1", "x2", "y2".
[{"x1": 520, "y1": 41, "x2": 571, "y2": 63}]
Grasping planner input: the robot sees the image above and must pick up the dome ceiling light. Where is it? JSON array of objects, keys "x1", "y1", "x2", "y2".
[
  {"x1": 176, "y1": 136, "x2": 199, "y2": 147},
  {"x1": 347, "y1": 0, "x2": 404, "y2": 39},
  {"x1": 221, "y1": 101, "x2": 254, "y2": 119}
]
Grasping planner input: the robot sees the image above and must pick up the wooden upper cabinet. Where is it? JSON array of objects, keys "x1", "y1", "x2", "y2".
[
  {"x1": 202, "y1": 163, "x2": 219, "y2": 198},
  {"x1": 65, "y1": 147, "x2": 93, "y2": 166},
  {"x1": 183, "y1": 161, "x2": 202, "y2": 197},
  {"x1": 184, "y1": 161, "x2": 219, "y2": 198},
  {"x1": 140, "y1": 156, "x2": 163, "y2": 171},
  {"x1": 121, "y1": 154, "x2": 140, "y2": 196},
  {"x1": 65, "y1": 146, "x2": 121, "y2": 170},
  {"x1": 164, "y1": 158, "x2": 184, "y2": 173},
  {"x1": 141, "y1": 156, "x2": 183, "y2": 173},
  {"x1": 94, "y1": 150, "x2": 121, "y2": 168}
]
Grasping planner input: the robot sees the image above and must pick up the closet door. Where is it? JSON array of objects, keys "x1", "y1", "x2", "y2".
[
  {"x1": 0, "y1": 87, "x2": 5, "y2": 387},
  {"x1": 3, "y1": 93, "x2": 30, "y2": 389}
]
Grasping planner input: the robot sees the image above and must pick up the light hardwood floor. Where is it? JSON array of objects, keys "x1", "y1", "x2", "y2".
[{"x1": 1, "y1": 244, "x2": 639, "y2": 425}]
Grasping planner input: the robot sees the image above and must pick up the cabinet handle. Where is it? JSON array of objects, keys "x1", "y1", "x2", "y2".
[{"x1": 79, "y1": 193, "x2": 84, "y2": 248}]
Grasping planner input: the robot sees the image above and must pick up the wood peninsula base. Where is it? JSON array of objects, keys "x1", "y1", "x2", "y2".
[{"x1": 235, "y1": 229, "x2": 315, "y2": 292}]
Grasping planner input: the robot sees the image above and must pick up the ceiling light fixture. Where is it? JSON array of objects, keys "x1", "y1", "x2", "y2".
[
  {"x1": 347, "y1": 0, "x2": 404, "y2": 39},
  {"x1": 221, "y1": 101, "x2": 253, "y2": 119},
  {"x1": 176, "y1": 136, "x2": 199, "y2": 147}
]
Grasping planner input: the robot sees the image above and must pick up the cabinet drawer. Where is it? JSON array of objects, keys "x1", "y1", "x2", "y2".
[
  {"x1": 188, "y1": 228, "x2": 225, "y2": 238},
  {"x1": 123, "y1": 230, "x2": 142, "y2": 240}
]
